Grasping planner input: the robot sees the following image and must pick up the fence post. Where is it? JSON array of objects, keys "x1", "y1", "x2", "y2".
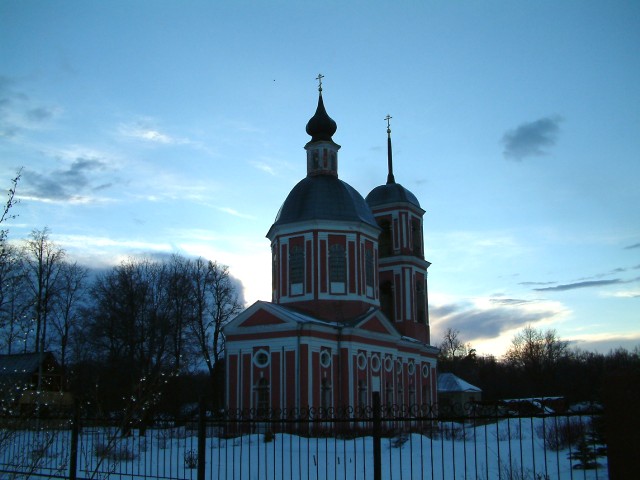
[
  {"x1": 197, "y1": 397, "x2": 206, "y2": 480},
  {"x1": 69, "y1": 402, "x2": 79, "y2": 480},
  {"x1": 372, "y1": 391, "x2": 382, "y2": 480}
]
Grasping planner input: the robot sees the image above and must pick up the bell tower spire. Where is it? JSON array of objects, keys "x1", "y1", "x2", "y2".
[{"x1": 385, "y1": 114, "x2": 396, "y2": 185}]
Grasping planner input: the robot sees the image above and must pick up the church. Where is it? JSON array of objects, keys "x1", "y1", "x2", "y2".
[{"x1": 224, "y1": 79, "x2": 438, "y2": 414}]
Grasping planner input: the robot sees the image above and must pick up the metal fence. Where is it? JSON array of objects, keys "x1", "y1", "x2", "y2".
[{"x1": 0, "y1": 399, "x2": 608, "y2": 480}]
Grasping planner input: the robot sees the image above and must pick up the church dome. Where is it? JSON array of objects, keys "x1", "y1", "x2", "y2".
[
  {"x1": 271, "y1": 175, "x2": 378, "y2": 229},
  {"x1": 366, "y1": 182, "x2": 421, "y2": 209},
  {"x1": 305, "y1": 94, "x2": 337, "y2": 142}
]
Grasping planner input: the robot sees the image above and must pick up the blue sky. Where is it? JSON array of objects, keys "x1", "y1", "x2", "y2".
[{"x1": 1, "y1": 1, "x2": 639, "y2": 356}]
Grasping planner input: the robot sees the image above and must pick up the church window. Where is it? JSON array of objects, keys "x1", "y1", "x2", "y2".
[
  {"x1": 385, "y1": 381, "x2": 394, "y2": 409},
  {"x1": 365, "y1": 248, "x2": 374, "y2": 291},
  {"x1": 357, "y1": 380, "x2": 367, "y2": 413},
  {"x1": 422, "y1": 363, "x2": 430, "y2": 378},
  {"x1": 357, "y1": 352, "x2": 367, "y2": 370},
  {"x1": 409, "y1": 386, "x2": 416, "y2": 408},
  {"x1": 320, "y1": 349, "x2": 332, "y2": 368},
  {"x1": 397, "y1": 380, "x2": 404, "y2": 406},
  {"x1": 312, "y1": 151, "x2": 319, "y2": 170},
  {"x1": 321, "y1": 378, "x2": 332, "y2": 414},
  {"x1": 411, "y1": 218, "x2": 422, "y2": 257},
  {"x1": 370, "y1": 354, "x2": 381, "y2": 373},
  {"x1": 422, "y1": 384, "x2": 432, "y2": 408},
  {"x1": 253, "y1": 349, "x2": 270, "y2": 368},
  {"x1": 416, "y1": 280, "x2": 425, "y2": 324},
  {"x1": 330, "y1": 152, "x2": 336, "y2": 171},
  {"x1": 407, "y1": 361, "x2": 416, "y2": 376},
  {"x1": 289, "y1": 244, "x2": 304, "y2": 295},
  {"x1": 255, "y1": 378, "x2": 270, "y2": 416},
  {"x1": 380, "y1": 281, "x2": 394, "y2": 322},
  {"x1": 378, "y1": 220, "x2": 392, "y2": 257},
  {"x1": 329, "y1": 243, "x2": 346, "y2": 293},
  {"x1": 384, "y1": 355, "x2": 393, "y2": 372},
  {"x1": 272, "y1": 246, "x2": 277, "y2": 293}
]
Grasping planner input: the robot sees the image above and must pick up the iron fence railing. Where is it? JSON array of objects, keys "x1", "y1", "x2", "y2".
[{"x1": 0, "y1": 400, "x2": 608, "y2": 480}]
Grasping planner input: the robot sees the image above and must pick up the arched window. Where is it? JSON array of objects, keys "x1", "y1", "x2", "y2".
[
  {"x1": 329, "y1": 243, "x2": 346, "y2": 293},
  {"x1": 289, "y1": 244, "x2": 304, "y2": 295}
]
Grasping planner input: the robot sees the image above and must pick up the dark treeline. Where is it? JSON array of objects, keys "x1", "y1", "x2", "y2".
[
  {"x1": 438, "y1": 327, "x2": 640, "y2": 403},
  {"x1": 0, "y1": 228, "x2": 242, "y2": 416}
]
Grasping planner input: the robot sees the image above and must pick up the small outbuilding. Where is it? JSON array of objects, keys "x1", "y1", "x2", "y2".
[
  {"x1": 437, "y1": 373, "x2": 482, "y2": 412},
  {"x1": 0, "y1": 352, "x2": 72, "y2": 415}
]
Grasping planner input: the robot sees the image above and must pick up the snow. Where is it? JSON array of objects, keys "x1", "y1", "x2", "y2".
[{"x1": 0, "y1": 416, "x2": 608, "y2": 479}]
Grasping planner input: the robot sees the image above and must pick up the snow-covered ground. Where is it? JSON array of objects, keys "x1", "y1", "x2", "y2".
[{"x1": 1, "y1": 416, "x2": 608, "y2": 479}]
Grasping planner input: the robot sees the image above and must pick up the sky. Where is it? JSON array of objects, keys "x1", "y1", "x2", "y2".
[{"x1": 1, "y1": 1, "x2": 639, "y2": 357}]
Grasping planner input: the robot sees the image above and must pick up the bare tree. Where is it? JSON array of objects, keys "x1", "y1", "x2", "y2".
[
  {"x1": 0, "y1": 243, "x2": 31, "y2": 353},
  {"x1": 164, "y1": 254, "x2": 198, "y2": 372},
  {"x1": 50, "y1": 261, "x2": 89, "y2": 369},
  {"x1": 0, "y1": 168, "x2": 21, "y2": 250},
  {"x1": 0, "y1": 170, "x2": 27, "y2": 353},
  {"x1": 22, "y1": 228, "x2": 65, "y2": 353},
  {"x1": 439, "y1": 328, "x2": 473, "y2": 360},
  {"x1": 505, "y1": 325, "x2": 568, "y2": 393},
  {"x1": 189, "y1": 260, "x2": 243, "y2": 387}
]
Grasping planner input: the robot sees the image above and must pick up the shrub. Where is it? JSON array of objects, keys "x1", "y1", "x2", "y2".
[
  {"x1": 94, "y1": 442, "x2": 136, "y2": 461},
  {"x1": 184, "y1": 449, "x2": 198, "y2": 469},
  {"x1": 537, "y1": 417, "x2": 587, "y2": 451}
]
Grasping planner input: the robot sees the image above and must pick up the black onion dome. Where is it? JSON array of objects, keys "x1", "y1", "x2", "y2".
[
  {"x1": 272, "y1": 176, "x2": 378, "y2": 229},
  {"x1": 305, "y1": 94, "x2": 337, "y2": 142},
  {"x1": 366, "y1": 183, "x2": 421, "y2": 209}
]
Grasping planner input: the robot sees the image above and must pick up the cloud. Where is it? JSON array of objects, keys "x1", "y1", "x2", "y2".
[
  {"x1": 430, "y1": 297, "x2": 567, "y2": 342},
  {"x1": 502, "y1": 116, "x2": 562, "y2": 160},
  {"x1": 251, "y1": 161, "x2": 277, "y2": 176},
  {"x1": 0, "y1": 75, "x2": 59, "y2": 138},
  {"x1": 533, "y1": 278, "x2": 631, "y2": 292},
  {"x1": 569, "y1": 333, "x2": 640, "y2": 354},
  {"x1": 625, "y1": 242, "x2": 640, "y2": 250},
  {"x1": 604, "y1": 289, "x2": 640, "y2": 299},
  {"x1": 489, "y1": 298, "x2": 533, "y2": 306},
  {"x1": 22, "y1": 157, "x2": 112, "y2": 202},
  {"x1": 215, "y1": 206, "x2": 256, "y2": 220},
  {"x1": 118, "y1": 121, "x2": 191, "y2": 146},
  {"x1": 518, "y1": 281, "x2": 556, "y2": 286}
]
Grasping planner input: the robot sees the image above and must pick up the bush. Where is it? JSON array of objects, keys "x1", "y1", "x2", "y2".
[
  {"x1": 94, "y1": 442, "x2": 136, "y2": 461},
  {"x1": 184, "y1": 449, "x2": 198, "y2": 469},
  {"x1": 537, "y1": 417, "x2": 587, "y2": 451}
]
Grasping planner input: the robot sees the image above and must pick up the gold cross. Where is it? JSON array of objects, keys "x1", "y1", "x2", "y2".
[{"x1": 316, "y1": 73, "x2": 324, "y2": 92}]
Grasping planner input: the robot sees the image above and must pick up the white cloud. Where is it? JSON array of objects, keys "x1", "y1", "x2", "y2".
[{"x1": 215, "y1": 206, "x2": 256, "y2": 220}]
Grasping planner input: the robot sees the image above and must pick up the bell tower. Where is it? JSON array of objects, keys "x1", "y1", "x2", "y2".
[{"x1": 365, "y1": 116, "x2": 431, "y2": 343}]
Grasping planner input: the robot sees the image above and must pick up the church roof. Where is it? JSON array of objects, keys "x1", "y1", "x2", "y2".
[
  {"x1": 270, "y1": 175, "x2": 379, "y2": 230},
  {"x1": 366, "y1": 182, "x2": 421, "y2": 209}
]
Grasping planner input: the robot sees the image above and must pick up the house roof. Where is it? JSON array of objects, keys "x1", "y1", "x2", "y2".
[
  {"x1": 0, "y1": 352, "x2": 58, "y2": 383},
  {"x1": 437, "y1": 373, "x2": 482, "y2": 393}
]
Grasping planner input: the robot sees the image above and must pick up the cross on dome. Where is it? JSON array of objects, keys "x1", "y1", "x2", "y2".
[{"x1": 316, "y1": 73, "x2": 324, "y2": 93}]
